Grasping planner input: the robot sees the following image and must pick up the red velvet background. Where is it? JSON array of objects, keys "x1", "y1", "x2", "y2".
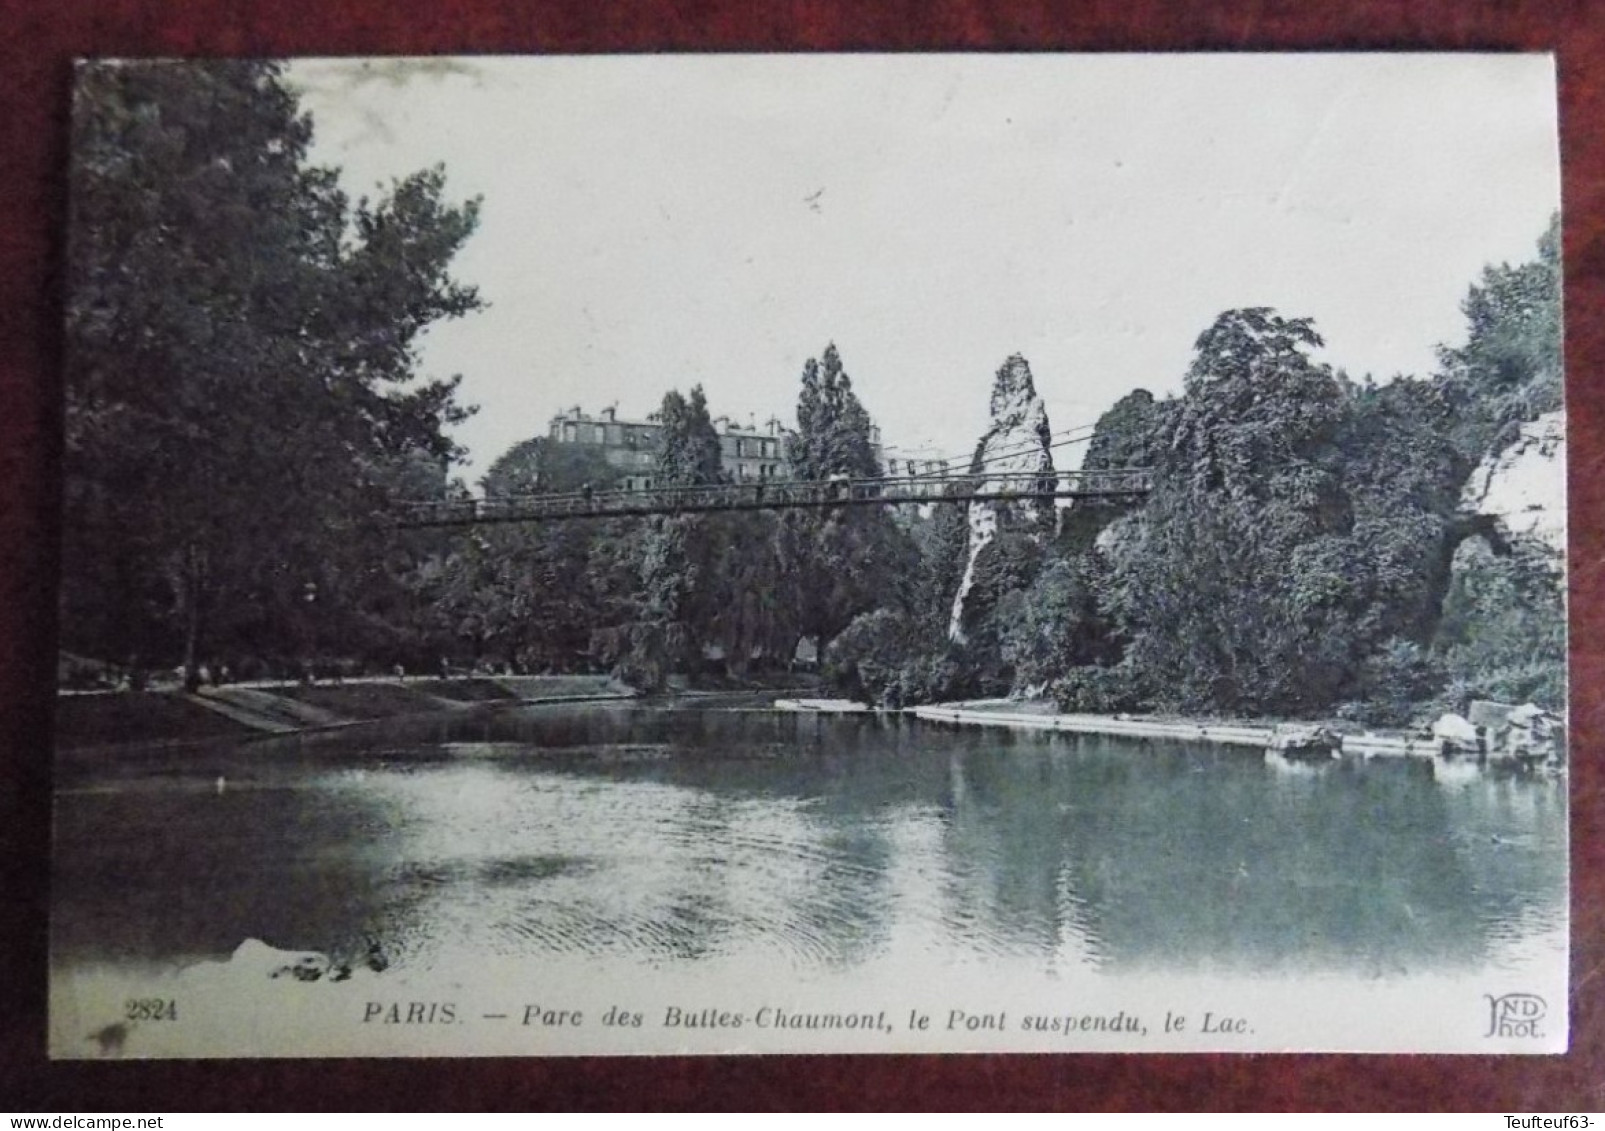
[{"x1": 2, "y1": 0, "x2": 1602, "y2": 1111}]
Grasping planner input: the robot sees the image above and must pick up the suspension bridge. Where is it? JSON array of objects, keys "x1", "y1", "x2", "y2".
[{"x1": 396, "y1": 466, "x2": 1153, "y2": 529}]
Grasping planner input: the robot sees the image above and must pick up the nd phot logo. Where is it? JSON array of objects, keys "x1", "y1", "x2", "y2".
[{"x1": 1485, "y1": 993, "x2": 1546, "y2": 1038}]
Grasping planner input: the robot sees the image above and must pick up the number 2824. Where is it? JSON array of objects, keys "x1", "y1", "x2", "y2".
[{"x1": 125, "y1": 998, "x2": 177, "y2": 1021}]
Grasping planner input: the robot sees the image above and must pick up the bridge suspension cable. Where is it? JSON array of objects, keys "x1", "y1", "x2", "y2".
[
  {"x1": 396, "y1": 465, "x2": 1152, "y2": 529},
  {"x1": 889, "y1": 421, "x2": 1100, "y2": 476}
]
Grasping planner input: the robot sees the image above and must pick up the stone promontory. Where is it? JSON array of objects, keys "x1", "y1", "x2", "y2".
[{"x1": 948, "y1": 354, "x2": 1057, "y2": 641}]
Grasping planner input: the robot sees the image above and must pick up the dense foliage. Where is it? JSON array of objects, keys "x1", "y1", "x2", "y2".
[
  {"x1": 1439, "y1": 216, "x2": 1562, "y2": 460},
  {"x1": 62, "y1": 61, "x2": 482, "y2": 685},
  {"x1": 824, "y1": 225, "x2": 1564, "y2": 724},
  {"x1": 413, "y1": 348, "x2": 915, "y2": 688}
]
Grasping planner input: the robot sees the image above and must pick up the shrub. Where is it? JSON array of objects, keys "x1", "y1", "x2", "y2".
[
  {"x1": 1419, "y1": 660, "x2": 1566, "y2": 721},
  {"x1": 888, "y1": 653, "x2": 974, "y2": 709},
  {"x1": 823, "y1": 608, "x2": 915, "y2": 705},
  {"x1": 1343, "y1": 638, "x2": 1447, "y2": 727},
  {"x1": 1050, "y1": 664, "x2": 1150, "y2": 714}
]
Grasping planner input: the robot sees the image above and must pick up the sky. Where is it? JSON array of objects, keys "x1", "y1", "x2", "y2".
[{"x1": 286, "y1": 54, "x2": 1560, "y2": 487}]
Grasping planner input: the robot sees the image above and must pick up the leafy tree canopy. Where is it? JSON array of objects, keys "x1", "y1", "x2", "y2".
[
  {"x1": 654, "y1": 386, "x2": 724, "y2": 488},
  {"x1": 1438, "y1": 214, "x2": 1562, "y2": 458},
  {"x1": 788, "y1": 343, "x2": 882, "y2": 480},
  {"x1": 63, "y1": 60, "x2": 483, "y2": 678}
]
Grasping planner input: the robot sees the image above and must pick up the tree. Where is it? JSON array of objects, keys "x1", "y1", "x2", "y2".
[
  {"x1": 1081, "y1": 389, "x2": 1165, "y2": 475},
  {"x1": 654, "y1": 386, "x2": 725, "y2": 488},
  {"x1": 999, "y1": 556, "x2": 1112, "y2": 692},
  {"x1": 788, "y1": 343, "x2": 882, "y2": 480},
  {"x1": 62, "y1": 61, "x2": 483, "y2": 684},
  {"x1": 1061, "y1": 388, "x2": 1169, "y2": 551},
  {"x1": 1329, "y1": 375, "x2": 1470, "y2": 652},
  {"x1": 424, "y1": 435, "x2": 632, "y2": 672},
  {"x1": 1106, "y1": 309, "x2": 1357, "y2": 714},
  {"x1": 909, "y1": 489, "x2": 973, "y2": 637},
  {"x1": 598, "y1": 386, "x2": 724, "y2": 688},
  {"x1": 479, "y1": 438, "x2": 544, "y2": 497},
  {"x1": 779, "y1": 344, "x2": 915, "y2": 650},
  {"x1": 823, "y1": 608, "x2": 917, "y2": 705},
  {"x1": 1438, "y1": 214, "x2": 1562, "y2": 459},
  {"x1": 1170, "y1": 308, "x2": 1346, "y2": 507},
  {"x1": 480, "y1": 436, "x2": 622, "y2": 497}
]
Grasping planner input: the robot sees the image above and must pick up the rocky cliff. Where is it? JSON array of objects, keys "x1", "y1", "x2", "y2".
[
  {"x1": 948, "y1": 355, "x2": 1056, "y2": 642},
  {"x1": 1460, "y1": 409, "x2": 1566, "y2": 556}
]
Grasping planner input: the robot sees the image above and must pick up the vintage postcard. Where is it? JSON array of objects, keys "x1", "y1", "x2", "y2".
[{"x1": 50, "y1": 54, "x2": 1566, "y2": 1058}]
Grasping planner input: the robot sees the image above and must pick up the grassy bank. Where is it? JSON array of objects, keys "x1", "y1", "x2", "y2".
[
  {"x1": 275, "y1": 682, "x2": 454, "y2": 719},
  {"x1": 410, "y1": 677, "x2": 522, "y2": 703},
  {"x1": 54, "y1": 692, "x2": 256, "y2": 749},
  {"x1": 55, "y1": 674, "x2": 634, "y2": 751}
]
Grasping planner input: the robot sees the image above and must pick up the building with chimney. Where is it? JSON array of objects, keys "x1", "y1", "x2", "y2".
[{"x1": 547, "y1": 406, "x2": 798, "y2": 491}]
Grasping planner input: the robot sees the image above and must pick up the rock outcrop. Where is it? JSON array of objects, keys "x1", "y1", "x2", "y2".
[
  {"x1": 948, "y1": 355, "x2": 1056, "y2": 642},
  {"x1": 1460, "y1": 409, "x2": 1565, "y2": 556}
]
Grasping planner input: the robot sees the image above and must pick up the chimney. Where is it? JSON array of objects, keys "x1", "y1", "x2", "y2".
[{"x1": 601, "y1": 406, "x2": 616, "y2": 422}]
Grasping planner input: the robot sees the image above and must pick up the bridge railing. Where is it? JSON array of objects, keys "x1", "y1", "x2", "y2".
[{"x1": 395, "y1": 467, "x2": 1153, "y2": 527}]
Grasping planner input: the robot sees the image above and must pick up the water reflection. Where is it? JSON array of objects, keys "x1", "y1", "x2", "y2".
[{"x1": 51, "y1": 704, "x2": 1566, "y2": 979}]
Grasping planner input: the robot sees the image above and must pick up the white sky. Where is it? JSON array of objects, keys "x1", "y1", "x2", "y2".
[{"x1": 287, "y1": 54, "x2": 1559, "y2": 486}]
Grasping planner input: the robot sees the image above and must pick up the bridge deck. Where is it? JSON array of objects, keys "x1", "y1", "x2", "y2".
[{"x1": 397, "y1": 469, "x2": 1152, "y2": 528}]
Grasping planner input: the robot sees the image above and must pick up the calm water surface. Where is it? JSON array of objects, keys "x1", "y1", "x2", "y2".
[{"x1": 52, "y1": 703, "x2": 1567, "y2": 979}]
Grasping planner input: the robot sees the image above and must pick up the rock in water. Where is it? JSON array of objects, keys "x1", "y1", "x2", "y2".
[
  {"x1": 1460, "y1": 409, "x2": 1566, "y2": 556},
  {"x1": 948, "y1": 355, "x2": 1056, "y2": 642}
]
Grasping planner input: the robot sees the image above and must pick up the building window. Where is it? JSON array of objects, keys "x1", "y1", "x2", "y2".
[{"x1": 562, "y1": 423, "x2": 577, "y2": 443}]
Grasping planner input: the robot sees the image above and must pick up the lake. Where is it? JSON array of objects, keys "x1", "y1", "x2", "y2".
[{"x1": 52, "y1": 701, "x2": 1567, "y2": 984}]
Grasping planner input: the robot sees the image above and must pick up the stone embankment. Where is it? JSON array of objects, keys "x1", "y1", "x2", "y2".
[
  {"x1": 772, "y1": 698, "x2": 870, "y2": 714},
  {"x1": 906, "y1": 701, "x2": 1428, "y2": 758}
]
